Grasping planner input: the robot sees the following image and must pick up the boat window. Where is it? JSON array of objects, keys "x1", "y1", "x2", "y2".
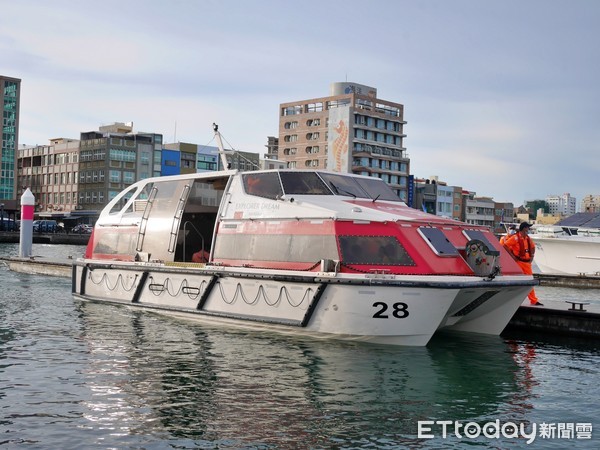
[
  {"x1": 338, "y1": 235, "x2": 415, "y2": 265},
  {"x1": 93, "y1": 231, "x2": 137, "y2": 256},
  {"x1": 280, "y1": 172, "x2": 332, "y2": 195},
  {"x1": 354, "y1": 177, "x2": 402, "y2": 202},
  {"x1": 214, "y1": 234, "x2": 339, "y2": 263},
  {"x1": 418, "y1": 227, "x2": 460, "y2": 256},
  {"x1": 318, "y1": 173, "x2": 367, "y2": 199},
  {"x1": 108, "y1": 184, "x2": 138, "y2": 215},
  {"x1": 242, "y1": 173, "x2": 283, "y2": 199}
]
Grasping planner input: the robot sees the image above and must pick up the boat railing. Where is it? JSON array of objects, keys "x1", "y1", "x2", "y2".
[{"x1": 182, "y1": 220, "x2": 205, "y2": 262}]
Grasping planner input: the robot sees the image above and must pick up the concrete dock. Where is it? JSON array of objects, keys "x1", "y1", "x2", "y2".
[
  {"x1": 504, "y1": 298, "x2": 600, "y2": 339},
  {"x1": 0, "y1": 231, "x2": 90, "y2": 245},
  {"x1": 3, "y1": 256, "x2": 600, "y2": 340},
  {"x1": 1, "y1": 256, "x2": 73, "y2": 277},
  {"x1": 535, "y1": 272, "x2": 600, "y2": 288}
]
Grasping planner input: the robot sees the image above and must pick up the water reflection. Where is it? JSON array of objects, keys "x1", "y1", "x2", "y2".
[{"x1": 75, "y1": 302, "x2": 524, "y2": 447}]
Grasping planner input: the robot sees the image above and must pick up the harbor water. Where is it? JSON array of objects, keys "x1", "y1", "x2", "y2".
[{"x1": 1, "y1": 244, "x2": 599, "y2": 448}]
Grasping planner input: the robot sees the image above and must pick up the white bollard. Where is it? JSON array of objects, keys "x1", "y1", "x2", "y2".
[{"x1": 19, "y1": 188, "x2": 35, "y2": 258}]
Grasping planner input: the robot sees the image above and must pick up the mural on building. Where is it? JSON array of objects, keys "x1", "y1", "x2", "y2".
[{"x1": 327, "y1": 106, "x2": 349, "y2": 172}]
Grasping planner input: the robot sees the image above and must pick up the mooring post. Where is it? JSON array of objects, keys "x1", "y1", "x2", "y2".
[{"x1": 19, "y1": 188, "x2": 35, "y2": 258}]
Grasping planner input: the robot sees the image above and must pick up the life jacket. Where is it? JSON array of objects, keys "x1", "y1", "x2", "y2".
[{"x1": 511, "y1": 234, "x2": 535, "y2": 263}]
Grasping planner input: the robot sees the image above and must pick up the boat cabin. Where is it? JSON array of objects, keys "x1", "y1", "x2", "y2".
[{"x1": 87, "y1": 169, "x2": 513, "y2": 277}]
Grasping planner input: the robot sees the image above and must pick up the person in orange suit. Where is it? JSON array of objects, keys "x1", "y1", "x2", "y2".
[
  {"x1": 192, "y1": 248, "x2": 210, "y2": 263},
  {"x1": 500, "y1": 224, "x2": 517, "y2": 246},
  {"x1": 503, "y1": 222, "x2": 543, "y2": 306}
]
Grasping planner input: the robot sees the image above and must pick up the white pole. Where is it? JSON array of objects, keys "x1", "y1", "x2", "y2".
[{"x1": 19, "y1": 188, "x2": 35, "y2": 257}]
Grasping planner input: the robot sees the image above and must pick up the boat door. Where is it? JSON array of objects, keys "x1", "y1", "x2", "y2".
[{"x1": 135, "y1": 178, "x2": 192, "y2": 262}]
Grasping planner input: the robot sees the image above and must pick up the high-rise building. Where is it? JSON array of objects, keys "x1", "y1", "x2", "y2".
[
  {"x1": 1, "y1": 75, "x2": 20, "y2": 201},
  {"x1": 546, "y1": 193, "x2": 577, "y2": 216},
  {"x1": 278, "y1": 82, "x2": 409, "y2": 201}
]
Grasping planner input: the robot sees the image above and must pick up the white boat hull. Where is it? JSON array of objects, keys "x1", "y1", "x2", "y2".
[
  {"x1": 73, "y1": 261, "x2": 534, "y2": 346},
  {"x1": 532, "y1": 235, "x2": 600, "y2": 275}
]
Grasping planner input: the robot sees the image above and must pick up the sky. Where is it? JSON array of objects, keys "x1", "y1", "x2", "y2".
[{"x1": 2, "y1": 0, "x2": 599, "y2": 208}]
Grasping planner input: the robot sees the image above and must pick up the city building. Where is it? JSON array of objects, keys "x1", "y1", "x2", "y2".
[
  {"x1": 494, "y1": 201, "x2": 515, "y2": 232},
  {"x1": 78, "y1": 122, "x2": 162, "y2": 212},
  {"x1": 411, "y1": 176, "x2": 465, "y2": 221},
  {"x1": 0, "y1": 75, "x2": 20, "y2": 220},
  {"x1": 278, "y1": 82, "x2": 409, "y2": 200},
  {"x1": 464, "y1": 194, "x2": 495, "y2": 229},
  {"x1": 18, "y1": 138, "x2": 80, "y2": 215},
  {"x1": 451, "y1": 186, "x2": 464, "y2": 221},
  {"x1": 581, "y1": 194, "x2": 600, "y2": 213},
  {"x1": 546, "y1": 193, "x2": 577, "y2": 217},
  {"x1": 161, "y1": 148, "x2": 181, "y2": 176},
  {"x1": 265, "y1": 136, "x2": 278, "y2": 160}
]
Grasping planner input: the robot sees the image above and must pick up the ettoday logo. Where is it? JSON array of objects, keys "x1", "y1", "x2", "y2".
[{"x1": 418, "y1": 420, "x2": 593, "y2": 444}]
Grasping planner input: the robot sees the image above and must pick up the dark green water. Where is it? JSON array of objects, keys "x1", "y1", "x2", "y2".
[{"x1": 1, "y1": 244, "x2": 599, "y2": 448}]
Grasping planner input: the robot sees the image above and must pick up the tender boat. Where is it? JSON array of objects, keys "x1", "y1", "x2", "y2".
[
  {"x1": 531, "y1": 225, "x2": 600, "y2": 275},
  {"x1": 72, "y1": 127, "x2": 535, "y2": 346}
]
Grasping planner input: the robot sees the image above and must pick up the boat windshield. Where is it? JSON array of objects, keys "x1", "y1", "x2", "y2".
[
  {"x1": 354, "y1": 177, "x2": 403, "y2": 202},
  {"x1": 279, "y1": 172, "x2": 332, "y2": 195},
  {"x1": 242, "y1": 173, "x2": 283, "y2": 199},
  {"x1": 320, "y1": 173, "x2": 402, "y2": 202},
  {"x1": 242, "y1": 171, "x2": 402, "y2": 202}
]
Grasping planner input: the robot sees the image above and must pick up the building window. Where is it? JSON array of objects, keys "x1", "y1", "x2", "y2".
[
  {"x1": 283, "y1": 135, "x2": 298, "y2": 143},
  {"x1": 306, "y1": 102, "x2": 323, "y2": 112},
  {"x1": 327, "y1": 99, "x2": 351, "y2": 109},
  {"x1": 109, "y1": 170, "x2": 121, "y2": 183},
  {"x1": 284, "y1": 121, "x2": 298, "y2": 129},
  {"x1": 123, "y1": 171, "x2": 135, "y2": 184},
  {"x1": 282, "y1": 105, "x2": 303, "y2": 116}
]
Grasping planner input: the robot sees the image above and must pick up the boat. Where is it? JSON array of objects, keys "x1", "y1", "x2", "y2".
[
  {"x1": 531, "y1": 224, "x2": 600, "y2": 275},
  {"x1": 72, "y1": 126, "x2": 536, "y2": 346}
]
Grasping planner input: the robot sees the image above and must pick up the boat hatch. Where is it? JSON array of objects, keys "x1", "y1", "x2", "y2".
[{"x1": 417, "y1": 227, "x2": 460, "y2": 257}]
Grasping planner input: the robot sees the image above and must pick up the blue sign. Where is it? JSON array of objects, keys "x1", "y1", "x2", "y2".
[{"x1": 407, "y1": 175, "x2": 414, "y2": 207}]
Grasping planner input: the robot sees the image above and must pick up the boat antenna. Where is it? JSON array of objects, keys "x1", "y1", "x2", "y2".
[
  {"x1": 213, "y1": 123, "x2": 232, "y2": 169},
  {"x1": 212, "y1": 123, "x2": 260, "y2": 171}
]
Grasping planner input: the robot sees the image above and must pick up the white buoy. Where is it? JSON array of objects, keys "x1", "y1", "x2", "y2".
[{"x1": 19, "y1": 188, "x2": 35, "y2": 257}]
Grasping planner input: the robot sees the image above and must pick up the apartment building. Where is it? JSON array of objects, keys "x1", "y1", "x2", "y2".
[
  {"x1": 581, "y1": 194, "x2": 600, "y2": 213},
  {"x1": 464, "y1": 195, "x2": 496, "y2": 229},
  {"x1": 18, "y1": 138, "x2": 80, "y2": 214},
  {"x1": 278, "y1": 82, "x2": 409, "y2": 201}
]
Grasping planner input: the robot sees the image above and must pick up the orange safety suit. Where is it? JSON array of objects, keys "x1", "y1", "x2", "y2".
[
  {"x1": 192, "y1": 249, "x2": 210, "y2": 263},
  {"x1": 503, "y1": 232, "x2": 539, "y2": 304}
]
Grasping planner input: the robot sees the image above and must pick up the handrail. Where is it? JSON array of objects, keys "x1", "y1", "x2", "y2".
[{"x1": 182, "y1": 221, "x2": 205, "y2": 262}]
